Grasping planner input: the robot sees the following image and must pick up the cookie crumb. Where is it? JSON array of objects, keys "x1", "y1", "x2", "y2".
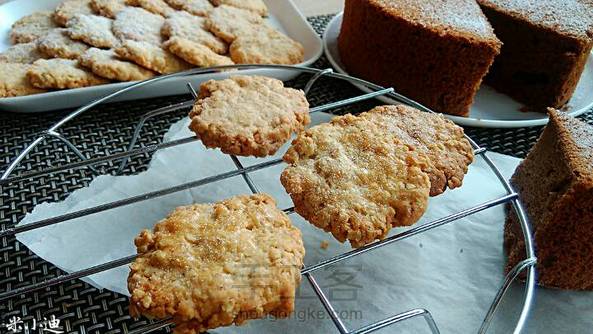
[{"x1": 320, "y1": 240, "x2": 329, "y2": 250}]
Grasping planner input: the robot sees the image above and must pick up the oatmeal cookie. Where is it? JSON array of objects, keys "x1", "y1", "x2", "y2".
[
  {"x1": 162, "y1": 11, "x2": 228, "y2": 54},
  {"x1": 230, "y1": 26, "x2": 304, "y2": 65},
  {"x1": 90, "y1": 0, "x2": 126, "y2": 18},
  {"x1": 54, "y1": 0, "x2": 94, "y2": 26},
  {"x1": 66, "y1": 14, "x2": 120, "y2": 48},
  {"x1": 37, "y1": 28, "x2": 90, "y2": 60},
  {"x1": 124, "y1": 0, "x2": 175, "y2": 17},
  {"x1": 128, "y1": 194, "x2": 304, "y2": 334},
  {"x1": 281, "y1": 113, "x2": 431, "y2": 248},
  {"x1": 9, "y1": 11, "x2": 58, "y2": 44},
  {"x1": 163, "y1": 0, "x2": 212, "y2": 16},
  {"x1": 80, "y1": 48, "x2": 156, "y2": 81},
  {"x1": 164, "y1": 37, "x2": 233, "y2": 67},
  {"x1": 188, "y1": 76, "x2": 309, "y2": 157},
  {"x1": 0, "y1": 43, "x2": 45, "y2": 64},
  {"x1": 211, "y1": 0, "x2": 268, "y2": 17},
  {"x1": 115, "y1": 39, "x2": 192, "y2": 74},
  {"x1": 205, "y1": 5, "x2": 263, "y2": 43},
  {"x1": 27, "y1": 58, "x2": 109, "y2": 89},
  {"x1": 360, "y1": 105, "x2": 474, "y2": 196},
  {"x1": 113, "y1": 7, "x2": 165, "y2": 45},
  {"x1": 0, "y1": 63, "x2": 46, "y2": 97}
]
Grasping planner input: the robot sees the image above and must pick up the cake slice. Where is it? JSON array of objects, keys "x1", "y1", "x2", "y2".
[
  {"x1": 505, "y1": 109, "x2": 593, "y2": 290},
  {"x1": 478, "y1": 0, "x2": 593, "y2": 111},
  {"x1": 338, "y1": 0, "x2": 501, "y2": 116}
]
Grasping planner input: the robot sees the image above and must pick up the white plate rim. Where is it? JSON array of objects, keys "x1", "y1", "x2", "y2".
[{"x1": 323, "y1": 12, "x2": 593, "y2": 128}]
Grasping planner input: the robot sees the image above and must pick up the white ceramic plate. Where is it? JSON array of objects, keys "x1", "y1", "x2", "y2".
[
  {"x1": 324, "y1": 13, "x2": 593, "y2": 128},
  {"x1": 0, "y1": 0, "x2": 323, "y2": 112}
]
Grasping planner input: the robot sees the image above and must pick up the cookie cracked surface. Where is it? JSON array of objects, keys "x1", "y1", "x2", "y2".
[
  {"x1": 230, "y1": 26, "x2": 305, "y2": 65},
  {"x1": 113, "y1": 6, "x2": 165, "y2": 45},
  {"x1": 0, "y1": 63, "x2": 46, "y2": 97},
  {"x1": 211, "y1": 0, "x2": 268, "y2": 17},
  {"x1": 281, "y1": 112, "x2": 432, "y2": 248},
  {"x1": 0, "y1": 43, "x2": 45, "y2": 64},
  {"x1": 163, "y1": 11, "x2": 228, "y2": 54},
  {"x1": 54, "y1": 0, "x2": 94, "y2": 26},
  {"x1": 9, "y1": 11, "x2": 58, "y2": 44},
  {"x1": 80, "y1": 48, "x2": 156, "y2": 81},
  {"x1": 27, "y1": 58, "x2": 109, "y2": 89},
  {"x1": 37, "y1": 28, "x2": 90, "y2": 60},
  {"x1": 205, "y1": 5, "x2": 263, "y2": 43},
  {"x1": 115, "y1": 39, "x2": 192, "y2": 74},
  {"x1": 128, "y1": 194, "x2": 305, "y2": 334},
  {"x1": 188, "y1": 76, "x2": 310, "y2": 157},
  {"x1": 164, "y1": 37, "x2": 234, "y2": 67},
  {"x1": 66, "y1": 14, "x2": 120, "y2": 48}
]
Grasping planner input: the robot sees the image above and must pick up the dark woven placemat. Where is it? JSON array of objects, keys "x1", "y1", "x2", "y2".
[{"x1": 0, "y1": 14, "x2": 592, "y2": 334}]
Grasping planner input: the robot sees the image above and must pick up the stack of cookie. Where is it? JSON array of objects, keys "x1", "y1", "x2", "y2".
[{"x1": 0, "y1": 0, "x2": 305, "y2": 98}]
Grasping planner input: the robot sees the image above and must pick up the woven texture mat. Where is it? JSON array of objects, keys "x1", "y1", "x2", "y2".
[{"x1": 0, "y1": 14, "x2": 592, "y2": 334}]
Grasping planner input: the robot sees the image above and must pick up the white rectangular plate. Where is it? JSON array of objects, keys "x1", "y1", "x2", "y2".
[{"x1": 0, "y1": 0, "x2": 322, "y2": 112}]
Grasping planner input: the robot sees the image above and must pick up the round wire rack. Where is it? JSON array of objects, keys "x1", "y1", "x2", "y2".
[{"x1": 0, "y1": 65, "x2": 537, "y2": 334}]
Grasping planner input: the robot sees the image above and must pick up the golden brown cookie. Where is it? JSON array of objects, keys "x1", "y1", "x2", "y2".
[
  {"x1": 37, "y1": 28, "x2": 90, "y2": 60},
  {"x1": 90, "y1": 0, "x2": 126, "y2": 18},
  {"x1": 9, "y1": 11, "x2": 58, "y2": 44},
  {"x1": 230, "y1": 26, "x2": 304, "y2": 65},
  {"x1": 80, "y1": 48, "x2": 157, "y2": 81},
  {"x1": 188, "y1": 76, "x2": 310, "y2": 157},
  {"x1": 128, "y1": 194, "x2": 304, "y2": 334},
  {"x1": 360, "y1": 105, "x2": 474, "y2": 196},
  {"x1": 281, "y1": 113, "x2": 432, "y2": 248},
  {"x1": 112, "y1": 7, "x2": 165, "y2": 45},
  {"x1": 164, "y1": 0, "x2": 213, "y2": 16},
  {"x1": 205, "y1": 5, "x2": 263, "y2": 43},
  {"x1": 54, "y1": 0, "x2": 94, "y2": 26},
  {"x1": 211, "y1": 0, "x2": 268, "y2": 16},
  {"x1": 0, "y1": 43, "x2": 45, "y2": 64},
  {"x1": 66, "y1": 14, "x2": 120, "y2": 48},
  {"x1": 124, "y1": 0, "x2": 175, "y2": 16},
  {"x1": 0, "y1": 63, "x2": 46, "y2": 97},
  {"x1": 115, "y1": 39, "x2": 192, "y2": 74},
  {"x1": 162, "y1": 11, "x2": 228, "y2": 54},
  {"x1": 164, "y1": 37, "x2": 233, "y2": 67},
  {"x1": 27, "y1": 58, "x2": 109, "y2": 89}
]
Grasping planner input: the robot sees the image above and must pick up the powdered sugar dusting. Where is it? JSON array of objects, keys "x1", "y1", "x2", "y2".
[{"x1": 479, "y1": 0, "x2": 593, "y2": 40}]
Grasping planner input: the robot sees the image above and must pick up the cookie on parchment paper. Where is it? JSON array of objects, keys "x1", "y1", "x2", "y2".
[
  {"x1": 0, "y1": 63, "x2": 46, "y2": 97},
  {"x1": 188, "y1": 75, "x2": 310, "y2": 157},
  {"x1": 115, "y1": 40, "x2": 193, "y2": 74},
  {"x1": 230, "y1": 26, "x2": 304, "y2": 65},
  {"x1": 164, "y1": 37, "x2": 233, "y2": 67},
  {"x1": 163, "y1": 0, "x2": 213, "y2": 16},
  {"x1": 112, "y1": 7, "x2": 165, "y2": 46},
  {"x1": 125, "y1": 0, "x2": 175, "y2": 17},
  {"x1": 26, "y1": 58, "x2": 109, "y2": 89},
  {"x1": 205, "y1": 5, "x2": 263, "y2": 43},
  {"x1": 90, "y1": 0, "x2": 126, "y2": 18},
  {"x1": 0, "y1": 43, "x2": 45, "y2": 64},
  {"x1": 9, "y1": 11, "x2": 58, "y2": 44},
  {"x1": 281, "y1": 112, "x2": 432, "y2": 248},
  {"x1": 128, "y1": 193, "x2": 304, "y2": 334},
  {"x1": 37, "y1": 28, "x2": 90, "y2": 60},
  {"x1": 54, "y1": 0, "x2": 94, "y2": 26},
  {"x1": 66, "y1": 14, "x2": 120, "y2": 48},
  {"x1": 79, "y1": 48, "x2": 156, "y2": 81},
  {"x1": 162, "y1": 11, "x2": 228, "y2": 54},
  {"x1": 211, "y1": 0, "x2": 268, "y2": 17}
]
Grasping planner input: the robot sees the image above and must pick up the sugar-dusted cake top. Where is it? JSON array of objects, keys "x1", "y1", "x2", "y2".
[
  {"x1": 549, "y1": 109, "x2": 593, "y2": 179},
  {"x1": 479, "y1": 0, "x2": 593, "y2": 41},
  {"x1": 370, "y1": 0, "x2": 499, "y2": 43}
]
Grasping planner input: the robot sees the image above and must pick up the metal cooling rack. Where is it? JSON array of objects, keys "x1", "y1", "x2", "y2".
[{"x1": 0, "y1": 65, "x2": 537, "y2": 334}]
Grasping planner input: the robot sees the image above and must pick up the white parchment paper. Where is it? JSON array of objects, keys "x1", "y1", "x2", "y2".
[{"x1": 16, "y1": 114, "x2": 593, "y2": 334}]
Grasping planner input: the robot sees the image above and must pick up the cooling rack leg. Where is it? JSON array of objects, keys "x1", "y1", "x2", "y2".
[
  {"x1": 350, "y1": 308, "x2": 440, "y2": 334},
  {"x1": 304, "y1": 68, "x2": 334, "y2": 96},
  {"x1": 305, "y1": 272, "x2": 349, "y2": 334}
]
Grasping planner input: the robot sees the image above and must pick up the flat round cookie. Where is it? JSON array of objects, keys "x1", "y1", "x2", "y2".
[
  {"x1": 0, "y1": 63, "x2": 46, "y2": 97},
  {"x1": 211, "y1": 0, "x2": 268, "y2": 17},
  {"x1": 164, "y1": 0, "x2": 212, "y2": 16},
  {"x1": 124, "y1": 0, "x2": 175, "y2": 17},
  {"x1": 0, "y1": 43, "x2": 45, "y2": 64},
  {"x1": 230, "y1": 26, "x2": 304, "y2": 65},
  {"x1": 128, "y1": 194, "x2": 304, "y2": 334},
  {"x1": 112, "y1": 7, "x2": 165, "y2": 46},
  {"x1": 164, "y1": 37, "x2": 234, "y2": 67},
  {"x1": 163, "y1": 11, "x2": 228, "y2": 54},
  {"x1": 37, "y1": 29, "x2": 90, "y2": 60},
  {"x1": 360, "y1": 105, "x2": 474, "y2": 196},
  {"x1": 66, "y1": 14, "x2": 120, "y2": 48},
  {"x1": 54, "y1": 0, "x2": 94, "y2": 27},
  {"x1": 189, "y1": 75, "x2": 310, "y2": 157},
  {"x1": 79, "y1": 48, "x2": 156, "y2": 81},
  {"x1": 9, "y1": 11, "x2": 58, "y2": 44},
  {"x1": 27, "y1": 58, "x2": 109, "y2": 89},
  {"x1": 281, "y1": 113, "x2": 432, "y2": 248},
  {"x1": 205, "y1": 5, "x2": 263, "y2": 43},
  {"x1": 90, "y1": 0, "x2": 126, "y2": 18},
  {"x1": 115, "y1": 40, "x2": 193, "y2": 74}
]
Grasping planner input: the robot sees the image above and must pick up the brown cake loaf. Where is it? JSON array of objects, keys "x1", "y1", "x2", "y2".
[
  {"x1": 478, "y1": 0, "x2": 593, "y2": 111},
  {"x1": 338, "y1": 0, "x2": 501, "y2": 117},
  {"x1": 505, "y1": 109, "x2": 593, "y2": 290}
]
